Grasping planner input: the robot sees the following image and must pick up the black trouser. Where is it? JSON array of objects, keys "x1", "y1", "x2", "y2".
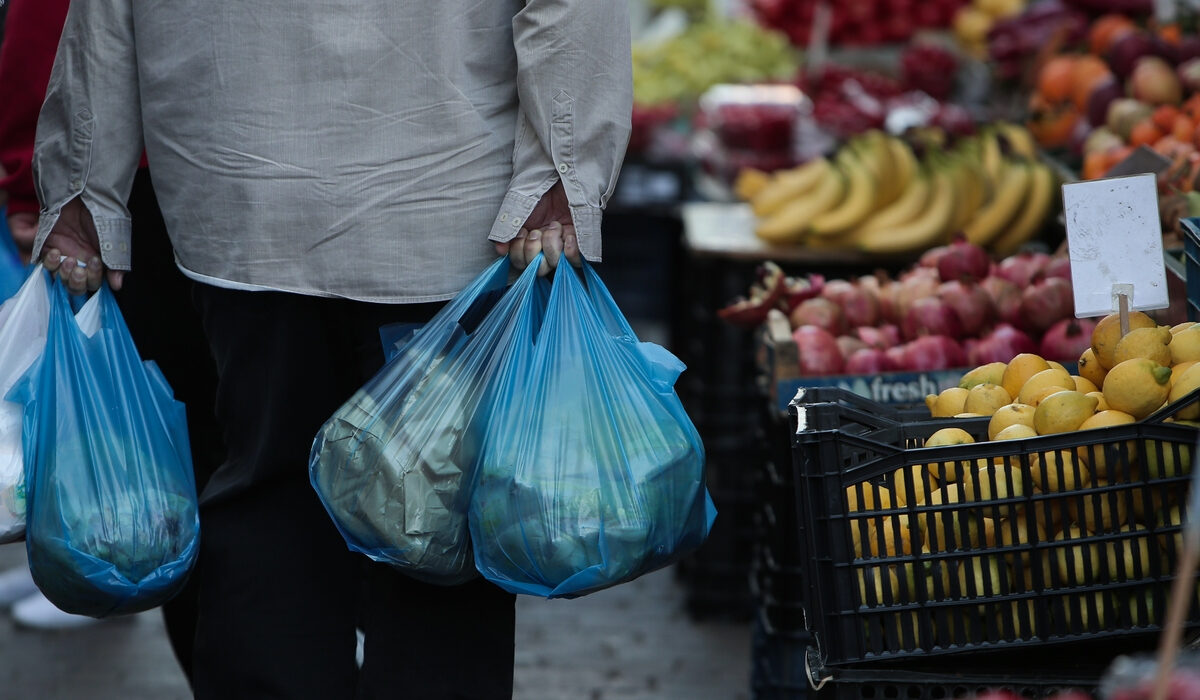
[
  {"x1": 117, "y1": 169, "x2": 224, "y2": 686},
  {"x1": 189, "y1": 284, "x2": 516, "y2": 699}
]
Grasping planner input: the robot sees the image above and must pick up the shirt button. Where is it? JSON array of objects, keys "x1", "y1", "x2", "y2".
[
  {"x1": 511, "y1": 219, "x2": 521, "y2": 228},
  {"x1": 69, "y1": 180, "x2": 80, "y2": 189},
  {"x1": 499, "y1": 213, "x2": 508, "y2": 222},
  {"x1": 557, "y1": 163, "x2": 568, "y2": 173},
  {"x1": 101, "y1": 241, "x2": 113, "y2": 251}
]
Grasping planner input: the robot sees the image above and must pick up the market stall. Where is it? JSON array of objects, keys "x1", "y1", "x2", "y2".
[{"x1": 630, "y1": 0, "x2": 1200, "y2": 697}]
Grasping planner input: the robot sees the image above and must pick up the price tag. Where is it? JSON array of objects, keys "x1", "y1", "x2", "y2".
[{"x1": 1062, "y1": 173, "x2": 1169, "y2": 318}]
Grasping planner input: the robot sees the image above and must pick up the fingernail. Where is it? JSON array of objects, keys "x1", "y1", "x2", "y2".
[
  {"x1": 548, "y1": 221, "x2": 561, "y2": 230},
  {"x1": 88, "y1": 257, "x2": 101, "y2": 268},
  {"x1": 528, "y1": 229, "x2": 541, "y2": 241}
]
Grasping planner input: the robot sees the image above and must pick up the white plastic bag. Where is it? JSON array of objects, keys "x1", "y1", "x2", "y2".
[{"x1": 0, "y1": 266, "x2": 50, "y2": 543}]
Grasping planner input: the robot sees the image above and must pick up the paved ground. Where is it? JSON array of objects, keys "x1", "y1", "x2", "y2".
[{"x1": 0, "y1": 544, "x2": 752, "y2": 699}]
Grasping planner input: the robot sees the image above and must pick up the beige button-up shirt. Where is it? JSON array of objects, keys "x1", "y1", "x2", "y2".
[{"x1": 32, "y1": 1, "x2": 632, "y2": 303}]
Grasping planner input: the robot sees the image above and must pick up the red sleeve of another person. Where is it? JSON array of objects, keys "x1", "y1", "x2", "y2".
[{"x1": 0, "y1": 0, "x2": 71, "y2": 214}]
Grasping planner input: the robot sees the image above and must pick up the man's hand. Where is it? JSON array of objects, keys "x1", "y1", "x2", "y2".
[
  {"x1": 6, "y1": 212, "x2": 37, "y2": 264},
  {"x1": 38, "y1": 197, "x2": 124, "y2": 294},
  {"x1": 494, "y1": 180, "x2": 583, "y2": 276}
]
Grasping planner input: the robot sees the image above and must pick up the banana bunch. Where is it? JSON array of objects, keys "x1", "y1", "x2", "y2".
[{"x1": 737, "y1": 123, "x2": 1060, "y2": 257}]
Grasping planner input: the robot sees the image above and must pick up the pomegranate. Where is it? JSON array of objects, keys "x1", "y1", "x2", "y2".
[
  {"x1": 994, "y1": 251, "x2": 1051, "y2": 288},
  {"x1": 1043, "y1": 255, "x2": 1072, "y2": 281},
  {"x1": 844, "y1": 348, "x2": 896, "y2": 374},
  {"x1": 837, "y1": 334, "x2": 869, "y2": 359},
  {"x1": 1039, "y1": 317, "x2": 1098, "y2": 361},
  {"x1": 981, "y1": 275, "x2": 1023, "y2": 327},
  {"x1": 937, "y1": 280, "x2": 995, "y2": 337},
  {"x1": 821, "y1": 279, "x2": 880, "y2": 328},
  {"x1": 782, "y1": 273, "x2": 826, "y2": 312},
  {"x1": 792, "y1": 325, "x2": 845, "y2": 376},
  {"x1": 901, "y1": 296, "x2": 964, "y2": 340},
  {"x1": 1019, "y1": 276, "x2": 1074, "y2": 333},
  {"x1": 968, "y1": 323, "x2": 1037, "y2": 365},
  {"x1": 854, "y1": 324, "x2": 901, "y2": 350},
  {"x1": 898, "y1": 335, "x2": 966, "y2": 371},
  {"x1": 918, "y1": 244, "x2": 950, "y2": 269},
  {"x1": 789, "y1": 297, "x2": 846, "y2": 335},
  {"x1": 894, "y1": 267, "x2": 941, "y2": 321},
  {"x1": 935, "y1": 234, "x2": 991, "y2": 282}
]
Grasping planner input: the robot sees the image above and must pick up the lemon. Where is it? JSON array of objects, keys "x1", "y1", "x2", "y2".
[
  {"x1": 1066, "y1": 482, "x2": 1129, "y2": 534},
  {"x1": 964, "y1": 383, "x2": 1012, "y2": 416},
  {"x1": 1086, "y1": 391, "x2": 1109, "y2": 411},
  {"x1": 922, "y1": 427, "x2": 977, "y2": 482},
  {"x1": 959, "y1": 361, "x2": 1007, "y2": 389},
  {"x1": 1078, "y1": 347, "x2": 1108, "y2": 388},
  {"x1": 1091, "y1": 311, "x2": 1158, "y2": 369},
  {"x1": 867, "y1": 514, "x2": 919, "y2": 557},
  {"x1": 1170, "y1": 321, "x2": 1198, "y2": 335},
  {"x1": 1170, "y1": 326, "x2": 1200, "y2": 365},
  {"x1": 1102, "y1": 358, "x2": 1172, "y2": 420},
  {"x1": 926, "y1": 387, "x2": 969, "y2": 417},
  {"x1": 1072, "y1": 375, "x2": 1099, "y2": 394},
  {"x1": 1030, "y1": 449, "x2": 1090, "y2": 492},
  {"x1": 1075, "y1": 410, "x2": 1137, "y2": 481},
  {"x1": 1171, "y1": 361, "x2": 1199, "y2": 387},
  {"x1": 1112, "y1": 326, "x2": 1172, "y2": 366},
  {"x1": 1167, "y1": 362, "x2": 1200, "y2": 420},
  {"x1": 892, "y1": 464, "x2": 936, "y2": 506},
  {"x1": 955, "y1": 412, "x2": 987, "y2": 417},
  {"x1": 993, "y1": 423, "x2": 1037, "y2": 440},
  {"x1": 988, "y1": 403, "x2": 1036, "y2": 440},
  {"x1": 966, "y1": 464, "x2": 1026, "y2": 515},
  {"x1": 1033, "y1": 390, "x2": 1099, "y2": 435},
  {"x1": 1001, "y1": 353, "x2": 1051, "y2": 401},
  {"x1": 1016, "y1": 367, "x2": 1075, "y2": 405},
  {"x1": 847, "y1": 484, "x2": 893, "y2": 512}
]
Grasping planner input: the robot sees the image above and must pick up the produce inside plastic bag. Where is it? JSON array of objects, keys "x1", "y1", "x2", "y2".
[
  {"x1": 10, "y1": 275, "x2": 199, "y2": 617},
  {"x1": 469, "y1": 261, "x2": 715, "y2": 598},
  {"x1": 310, "y1": 257, "x2": 546, "y2": 585},
  {"x1": 0, "y1": 267, "x2": 49, "y2": 543}
]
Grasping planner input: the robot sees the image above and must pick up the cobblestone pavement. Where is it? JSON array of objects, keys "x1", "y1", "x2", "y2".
[{"x1": 0, "y1": 545, "x2": 752, "y2": 699}]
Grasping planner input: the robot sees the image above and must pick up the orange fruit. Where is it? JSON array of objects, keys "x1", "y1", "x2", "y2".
[
  {"x1": 1038, "y1": 55, "x2": 1078, "y2": 104},
  {"x1": 1072, "y1": 55, "x2": 1113, "y2": 111},
  {"x1": 1129, "y1": 120, "x2": 1165, "y2": 149},
  {"x1": 1089, "y1": 15, "x2": 1136, "y2": 56}
]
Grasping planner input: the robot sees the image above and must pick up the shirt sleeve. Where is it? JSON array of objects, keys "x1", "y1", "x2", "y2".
[
  {"x1": 30, "y1": 0, "x2": 142, "y2": 270},
  {"x1": 487, "y1": 0, "x2": 633, "y2": 262}
]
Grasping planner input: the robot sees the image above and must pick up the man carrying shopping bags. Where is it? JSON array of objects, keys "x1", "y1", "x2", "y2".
[{"x1": 28, "y1": 1, "x2": 631, "y2": 698}]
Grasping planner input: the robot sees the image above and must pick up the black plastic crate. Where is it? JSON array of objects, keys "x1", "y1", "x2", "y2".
[
  {"x1": 787, "y1": 386, "x2": 1200, "y2": 669},
  {"x1": 752, "y1": 606, "x2": 813, "y2": 700},
  {"x1": 817, "y1": 663, "x2": 1101, "y2": 700},
  {"x1": 1182, "y1": 218, "x2": 1200, "y2": 322}
]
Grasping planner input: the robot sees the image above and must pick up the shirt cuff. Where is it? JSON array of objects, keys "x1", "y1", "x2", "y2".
[
  {"x1": 487, "y1": 190, "x2": 604, "y2": 262},
  {"x1": 33, "y1": 204, "x2": 132, "y2": 270}
]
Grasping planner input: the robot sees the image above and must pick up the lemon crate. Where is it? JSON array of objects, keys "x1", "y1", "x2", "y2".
[{"x1": 786, "y1": 385, "x2": 1200, "y2": 678}]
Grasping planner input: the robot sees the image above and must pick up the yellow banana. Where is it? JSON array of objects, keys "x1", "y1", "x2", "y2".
[
  {"x1": 887, "y1": 136, "x2": 918, "y2": 203},
  {"x1": 860, "y1": 131, "x2": 900, "y2": 206},
  {"x1": 979, "y1": 130, "x2": 1004, "y2": 185},
  {"x1": 750, "y1": 158, "x2": 831, "y2": 217},
  {"x1": 809, "y1": 154, "x2": 877, "y2": 237},
  {"x1": 853, "y1": 173, "x2": 932, "y2": 236},
  {"x1": 855, "y1": 169, "x2": 956, "y2": 255},
  {"x1": 733, "y1": 168, "x2": 772, "y2": 201},
  {"x1": 949, "y1": 158, "x2": 987, "y2": 233},
  {"x1": 755, "y1": 170, "x2": 847, "y2": 244},
  {"x1": 996, "y1": 121, "x2": 1038, "y2": 161},
  {"x1": 989, "y1": 161, "x2": 1058, "y2": 257},
  {"x1": 963, "y1": 160, "x2": 1032, "y2": 248}
]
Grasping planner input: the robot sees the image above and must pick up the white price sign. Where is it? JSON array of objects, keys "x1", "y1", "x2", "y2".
[{"x1": 1061, "y1": 173, "x2": 1169, "y2": 318}]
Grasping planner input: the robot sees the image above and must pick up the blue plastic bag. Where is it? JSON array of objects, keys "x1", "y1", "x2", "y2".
[
  {"x1": 10, "y1": 274, "x2": 199, "y2": 617},
  {"x1": 310, "y1": 257, "x2": 548, "y2": 584},
  {"x1": 469, "y1": 261, "x2": 715, "y2": 598}
]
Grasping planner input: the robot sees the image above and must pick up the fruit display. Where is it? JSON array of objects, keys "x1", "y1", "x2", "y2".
[
  {"x1": 749, "y1": 0, "x2": 969, "y2": 48},
  {"x1": 724, "y1": 237, "x2": 1088, "y2": 383},
  {"x1": 843, "y1": 314, "x2": 1199, "y2": 623},
  {"x1": 631, "y1": 19, "x2": 800, "y2": 108},
  {"x1": 733, "y1": 125, "x2": 1060, "y2": 256}
]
